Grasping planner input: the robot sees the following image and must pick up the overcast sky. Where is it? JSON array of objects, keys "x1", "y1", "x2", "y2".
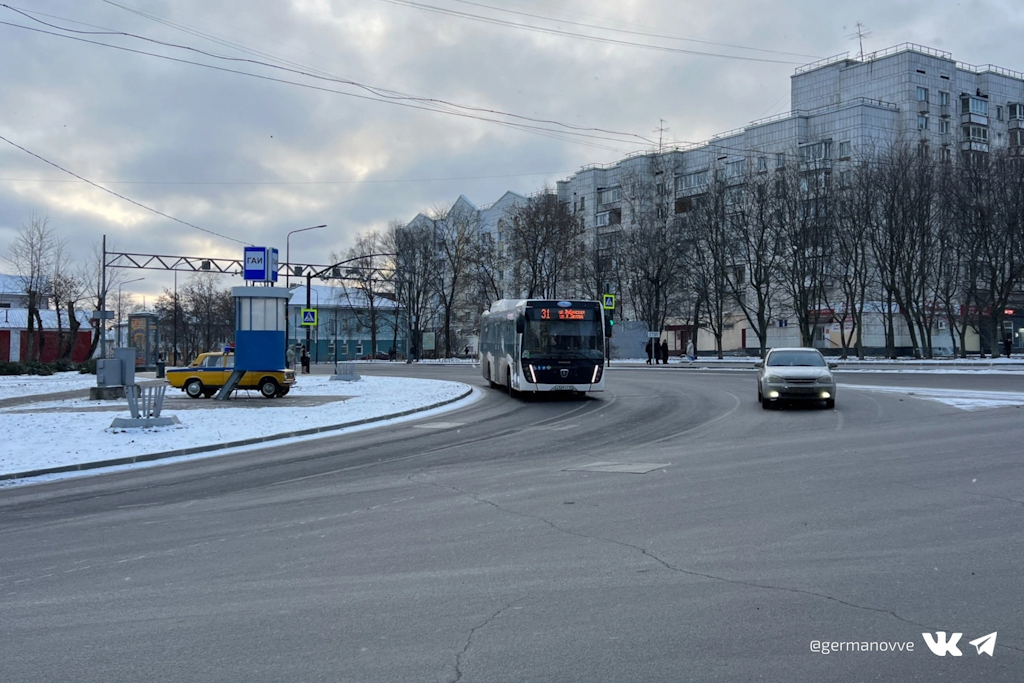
[{"x1": 2, "y1": 0, "x2": 1022, "y2": 302}]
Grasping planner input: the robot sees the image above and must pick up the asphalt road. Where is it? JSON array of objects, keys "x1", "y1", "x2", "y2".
[{"x1": 1, "y1": 364, "x2": 1022, "y2": 682}]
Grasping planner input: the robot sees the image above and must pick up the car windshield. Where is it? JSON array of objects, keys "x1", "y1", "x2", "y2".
[{"x1": 766, "y1": 350, "x2": 827, "y2": 367}]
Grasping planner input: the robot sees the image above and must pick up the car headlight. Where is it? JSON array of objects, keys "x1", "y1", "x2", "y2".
[
  {"x1": 764, "y1": 374, "x2": 784, "y2": 384},
  {"x1": 817, "y1": 375, "x2": 834, "y2": 384}
]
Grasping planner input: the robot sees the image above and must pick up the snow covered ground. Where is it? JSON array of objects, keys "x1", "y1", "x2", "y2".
[
  {"x1": 840, "y1": 384, "x2": 1024, "y2": 411},
  {"x1": 0, "y1": 375, "x2": 477, "y2": 482},
  {"x1": 0, "y1": 372, "x2": 102, "y2": 400}
]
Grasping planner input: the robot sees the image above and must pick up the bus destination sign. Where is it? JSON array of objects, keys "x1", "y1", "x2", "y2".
[{"x1": 528, "y1": 308, "x2": 594, "y2": 321}]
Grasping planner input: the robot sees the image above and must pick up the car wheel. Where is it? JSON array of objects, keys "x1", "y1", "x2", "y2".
[
  {"x1": 276, "y1": 388, "x2": 290, "y2": 397},
  {"x1": 184, "y1": 378, "x2": 204, "y2": 399},
  {"x1": 259, "y1": 378, "x2": 280, "y2": 398},
  {"x1": 825, "y1": 398, "x2": 835, "y2": 409}
]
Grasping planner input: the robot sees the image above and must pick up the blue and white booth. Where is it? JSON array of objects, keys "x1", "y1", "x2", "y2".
[{"x1": 232, "y1": 286, "x2": 289, "y2": 371}]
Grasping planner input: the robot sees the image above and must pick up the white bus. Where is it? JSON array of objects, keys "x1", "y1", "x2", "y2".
[{"x1": 480, "y1": 299, "x2": 608, "y2": 396}]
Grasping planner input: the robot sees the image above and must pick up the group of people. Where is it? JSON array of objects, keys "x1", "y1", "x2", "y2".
[
  {"x1": 645, "y1": 338, "x2": 697, "y2": 364},
  {"x1": 645, "y1": 339, "x2": 670, "y2": 364}
]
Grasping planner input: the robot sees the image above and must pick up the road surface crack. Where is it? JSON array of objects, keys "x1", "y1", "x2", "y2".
[
  {"x1": 450, "y1": 597, "x2": 521, "y2": 683},
  {"x1": 433, "y1": 483, "x2": 1023, "y2": 655}
]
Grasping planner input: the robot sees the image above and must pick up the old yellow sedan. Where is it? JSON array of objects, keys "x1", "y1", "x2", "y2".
[{"x1": 166, "y1": 352, "x2": 296, "y2": 399}]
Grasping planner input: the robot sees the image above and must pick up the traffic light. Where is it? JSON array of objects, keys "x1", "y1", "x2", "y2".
[{"x1": 604, "y1": 313, "x2": 614, "y2": 338}]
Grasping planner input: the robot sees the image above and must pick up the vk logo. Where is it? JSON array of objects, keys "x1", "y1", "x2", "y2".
[
  {"x1": 922, "y1": 630, "x2": 997, "y2": 657},
  {"x1": 922, "y1": 631, "x2": 962, "y2": 657}
]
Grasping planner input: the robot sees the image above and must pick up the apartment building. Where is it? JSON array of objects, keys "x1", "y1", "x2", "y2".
[{"x1": 555, "y1": 43, "x2": 1024, "y2": 354}]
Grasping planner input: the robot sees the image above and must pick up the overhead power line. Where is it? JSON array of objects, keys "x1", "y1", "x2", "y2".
[
  {"x1": 443, "y1": 0, "x2": 823, "y2": 60},
  {"x1": 0, "y1": 133, "x2": 250, "y2": 246},
  {"x1": 376, "y1": 0, "x2": 806, "y2": 64},
  {"x1": 1, "y1": 5, "x2": 653, "y2": 152}
]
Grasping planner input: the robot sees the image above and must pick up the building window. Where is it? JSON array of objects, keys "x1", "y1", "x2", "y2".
[
  {"x1": 939, "y1": 119, "x2": 950, "y2": 134},
  {"x1": 940, "y1": 146, "x2": 952, "y2": 163},
  {"x1": 838, "y1": 141, "x2": 851, "y2": 159},
  {"x1": 918, "y1": 114, "x2": 929, "y2": 131},
  {"x1": 1009, "y1": 103, "x2": 1024, "y2": 120},
  {"x1": 579, "y1": 196, "x2": 585, "y2": 211},
  {"x1": 598, "y1": 187, "x2": 621, "y2": 204},
  {"x1": 725, "y1": 159, "x2": 745, "y2": 179},
  {"x1": 799, "y1": 141, "x2": 832, "y2": 162},
  {"x1": 1010, "y1": 129, "x2": 1024, "y2": 147},
  {"x1": 776, "y1": 152, "x2": 785, "y2": 168},
  {"x1": 997, "y1": 106, "x2": 1004, "y2": 121},
  {"x1": 963, "y1": 124, "x2": 989, "y2": 141},
  {"x1": 961, "y1": 96, "x2": 988, "y2": 116},
  {"x1": 757, "y1": 156, "x2": 767, "y2": 172},
  {"x1": 839, "y1": 170, "x2": 852, "y2": 187},
  {"x1": 675, "y1": 197, "x2": 693, "y2": 214},
  {"x1": 596, "y1": 212, "x2": 610, "y2": 227},
  {"x1": 677, "y1": 170, "x2": 708, "y2": 191},
  {"x1": 939, "y1": 91, "x2": 950, "y2": 106},
  {"x1": 917, "y1": 87, "x2": 929, "y2": 103}
]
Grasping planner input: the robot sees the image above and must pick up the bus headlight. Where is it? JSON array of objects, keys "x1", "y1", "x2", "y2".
[
  {"x1": 526, "y1": 364, "x2": 537, "y2": 384},
  {"x1": 592, "y1": 364, "x2": 603, "y2": 383}
]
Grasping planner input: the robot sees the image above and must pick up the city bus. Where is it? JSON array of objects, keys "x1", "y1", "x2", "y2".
[{"x1": 479, "y1": 299, "x2": 608, "y2": 397}]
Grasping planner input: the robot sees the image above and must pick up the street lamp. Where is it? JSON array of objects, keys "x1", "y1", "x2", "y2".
[
  {"x1": 284, "y1": 224, "x2": 327, "y2": 364},
  {"x1": 117, "y1": 277, "x2": 144, "y2": 347},
  {"x1": 285, "y1": 225, "x2": 327, "y2": 289}
]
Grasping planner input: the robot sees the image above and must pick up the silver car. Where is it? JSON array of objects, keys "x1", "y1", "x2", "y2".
[{"x1": 756, "y1": 347, "x2": 837, "y2": 409}]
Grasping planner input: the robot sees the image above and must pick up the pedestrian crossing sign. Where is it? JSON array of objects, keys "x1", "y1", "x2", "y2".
[
  {"x1": 602, "y1": 294, "x2": 615, "y2": 310},
  {"x1": 301, "y1": 308, "x2": 318, "y2": 326}
]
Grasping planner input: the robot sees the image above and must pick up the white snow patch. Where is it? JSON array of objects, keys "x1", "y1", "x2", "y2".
[
  {"x1": 841, "y1": 384, "x2": 1024, "y2": 411},
  {"x1": 0, "y1": 375, "x2": 477, "y2": 480}
]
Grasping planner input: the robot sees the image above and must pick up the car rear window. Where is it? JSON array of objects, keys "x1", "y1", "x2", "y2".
[{"x1": 767, "y1": 351, "x2": 826, "y2": 367}]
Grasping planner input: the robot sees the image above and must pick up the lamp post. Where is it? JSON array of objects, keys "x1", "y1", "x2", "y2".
[
  {"x1": 284, "y1": 224, "x2": 327, "y2": 364},
  {"x1": 117, "y1": 277, "x2": 144, "y2": 348}
]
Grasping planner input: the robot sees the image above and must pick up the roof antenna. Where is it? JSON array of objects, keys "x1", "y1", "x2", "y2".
[{"x1": 847, "y1": 22, "x2": 872, "y2": 60}]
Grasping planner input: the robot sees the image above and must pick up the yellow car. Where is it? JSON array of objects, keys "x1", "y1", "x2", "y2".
[{"x1": 166, "y1": 352, "x2": 296, "y2": 399}]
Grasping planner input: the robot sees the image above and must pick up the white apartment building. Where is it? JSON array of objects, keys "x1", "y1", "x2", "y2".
[{"x1": 555, "y1": 43, "x2": 1024, "y2": 354}]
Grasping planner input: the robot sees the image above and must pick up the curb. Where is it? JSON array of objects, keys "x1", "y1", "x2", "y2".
[{"x1": 1, "y1": 387, "x2": 475, "y2": 482}]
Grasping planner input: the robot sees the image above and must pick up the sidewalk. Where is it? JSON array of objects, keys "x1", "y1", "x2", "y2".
[{"x1": 0, "y1": 374, "x2": 477, "y2": 483}]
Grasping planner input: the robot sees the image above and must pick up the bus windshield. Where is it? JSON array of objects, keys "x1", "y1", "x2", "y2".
[{"x1": 522, "y1": 319, "x2": 603, "y2": 360}]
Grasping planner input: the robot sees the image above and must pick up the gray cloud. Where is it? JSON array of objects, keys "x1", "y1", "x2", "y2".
[{"x1": 2, "y1": 0, "x2": 1021, "y2": 298}]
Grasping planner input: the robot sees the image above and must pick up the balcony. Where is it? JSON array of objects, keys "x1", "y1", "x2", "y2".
[
  {"x1": 939, "y1": 104, "x2": 951, "y2": 118},
  {"x1": 1009, "y1": 119, "x2": 1024, "y2": 130},
  {"x1": 961, "y1": 140, "x2": 990, "y2": 153},
  {"x1": 962, "y1": 113, "x2": 988, "y2": 126}
]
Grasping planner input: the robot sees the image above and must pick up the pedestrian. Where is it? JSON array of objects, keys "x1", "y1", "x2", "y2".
[
  {"x1": 1004, "y1": 337, "x2": 1012, "y2": 358},
  {"x1": 464, "y1": 345, "x2": 470, "y2": 358},
  {"x1": 661, "y1": 339, "x2": 669, "y2": 365},
  {"x1": 686, "y1": 339, "x2": 695, "y2": 363},
  {"x1": 301, "y1": 348, "x2": 310, "y2": 374},
  {"x1": 645, "y1": 339, "x2": 653, "y2": 364}
]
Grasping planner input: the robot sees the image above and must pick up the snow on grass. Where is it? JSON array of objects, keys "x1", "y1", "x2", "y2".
[
  {"x1": 0, "y1": 375, "x2": 475, "y2": 478},
  {"x1": 0, "y1": 372, "x2": 99, "y2": 400}
]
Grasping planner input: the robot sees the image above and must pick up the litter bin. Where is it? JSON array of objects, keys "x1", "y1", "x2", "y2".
[{"x1": 155, "y1": 360, "x2": 166, "y2": 378}]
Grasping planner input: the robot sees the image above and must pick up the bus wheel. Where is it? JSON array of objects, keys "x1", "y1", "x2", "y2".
[{"x1": 507, "y1": 372, "x2": 517, "y2": 398}]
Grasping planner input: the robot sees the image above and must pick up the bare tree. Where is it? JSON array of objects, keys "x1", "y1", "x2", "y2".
[
  {"x1": 505, "y1": 189, "x2": 587, "y2": 299},
  {"x1": 333, "y1": 229, "x2": 392, "y2": 359},
  {"x1": 721, "y1": 170, "x2": 787, "y2": 357},
  {"x1": 685, "y1": 176, "x2": 732, "y2": 358},
  {"x1": 615, "y1": 153, "x2": 688, "y2": 336},
  {"x1": 393, "y1": 218, "x2": 441, "y2": 359},
  {"x1": 49, "y1": 237, "x2": 88, "y2": 360},
  {"x1": 432, "y1": 203, "x2": 477, "y2": 357},
  {"x1": 5, "y1": 214, "x2": 57, "y2": 362}
]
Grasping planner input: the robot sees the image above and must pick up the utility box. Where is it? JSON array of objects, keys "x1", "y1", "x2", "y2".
[
  {"x1": 91, "y1": 347, "x2": 137, "y2": 399},
  {"x1": 96, "y1": 359, "x2": 122, "y2": 387}
]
